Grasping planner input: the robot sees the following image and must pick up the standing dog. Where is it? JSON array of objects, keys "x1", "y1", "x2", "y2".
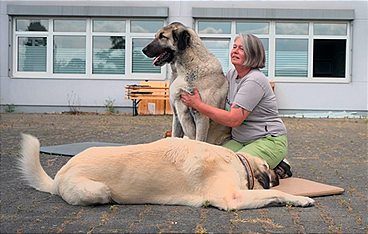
[
  {"x1": 18, "y1": 134, "x2": 314, "y2": 210},
  {"x1": 142, "y1": 22, "x2": 230, "y2": 145}
]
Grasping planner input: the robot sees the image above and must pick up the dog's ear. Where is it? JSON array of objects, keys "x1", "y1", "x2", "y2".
[
  {"x1": 255, "y1": 170, "x2": 279, "y2": 189},
  {"x1": 256, "y1": 171, "x2": 271, "y2": 189},
  {"x1": 173, "y1": 29, "x2": 191, "y2": 50}
]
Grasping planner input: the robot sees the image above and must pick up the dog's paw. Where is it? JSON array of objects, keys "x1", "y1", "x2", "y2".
[{"x1": 293, "y1": 196, "x2": 315, "y2": 207}]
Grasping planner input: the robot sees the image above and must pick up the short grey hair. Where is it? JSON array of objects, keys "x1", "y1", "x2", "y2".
[{"x1": 235, "y1": 34, "x2": 266, "y2": 69}]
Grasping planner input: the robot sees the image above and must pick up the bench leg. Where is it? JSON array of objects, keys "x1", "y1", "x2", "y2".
[{"x1": 132, "y1": 99, "x2": 141, "y2": 116}]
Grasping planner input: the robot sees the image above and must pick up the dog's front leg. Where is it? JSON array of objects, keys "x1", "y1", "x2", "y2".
[
  {"x1": 175, "y1": 101, "x2": 196, "y2": 139},
  {"x1": 172, "y1": 112, "x2": 184, "y2": 138},
  {"x1": 213, "y1": 190, "x2": 315, "y2": 211},
  {"x1": 194, "y1": 113, "x2": 210, "y2": 142}
]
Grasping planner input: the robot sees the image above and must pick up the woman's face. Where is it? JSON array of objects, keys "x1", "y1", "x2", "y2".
[{"x1": 231, "y1": 37, "x2": 246, "y2": 66}]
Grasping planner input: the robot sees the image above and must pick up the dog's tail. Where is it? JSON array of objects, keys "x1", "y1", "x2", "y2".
[{"x1": 18, "y1": 134, "x2": 54, "y2": 193}]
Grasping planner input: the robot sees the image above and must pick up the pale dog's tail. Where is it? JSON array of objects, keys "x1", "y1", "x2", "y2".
[{"x1": 18, "y1": 134, "x2": 54, "y2": 193}]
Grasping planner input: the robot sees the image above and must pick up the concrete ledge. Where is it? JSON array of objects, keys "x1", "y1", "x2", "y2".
[
  {"x1": 193, "y1": 8, "x2": 354, "y2": 20},
  {"x1": 7, "y1": 5, "x2": 168, "y2": 17}
]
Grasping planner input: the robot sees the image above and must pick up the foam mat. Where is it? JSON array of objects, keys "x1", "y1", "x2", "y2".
[
  {"x1": 272, "y1": 177, "x2": 344, "y2": 197},
  {"x1": 40, "y1": 142, "x2": 124, "y2": 156}
]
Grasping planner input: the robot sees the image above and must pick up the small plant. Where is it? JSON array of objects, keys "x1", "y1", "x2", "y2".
[
  {"x1": 66, "y1": 91, "x2": 81, "y2": 114},
  {"x1": 195, "y1": 224, "x2": 207, "y2": 234},
  {"x1": 202, "y1": 200, "x2": 210, "y2": 208},
  {"x1": 5, "y1": 104, "x2": 15, "y2": 113},
  {"x1": 104, "y1": 97, "x2": 116, "y2": 114}
]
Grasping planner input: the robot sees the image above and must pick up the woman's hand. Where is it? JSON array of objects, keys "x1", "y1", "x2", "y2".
[
  {"x1": 180, "y1": 88, "x2": 249, "y2": 127},
  {"x1": 180, "y1": 88, "x2": 201, "y2": 109}
]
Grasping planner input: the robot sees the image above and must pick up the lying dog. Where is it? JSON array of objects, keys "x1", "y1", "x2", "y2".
[
  {"x1": 142, "y1": 22, "x2": 230, "y2": 145},
  {"x1": 18, "y1": 134, "x2": 314, "y2": 210}
]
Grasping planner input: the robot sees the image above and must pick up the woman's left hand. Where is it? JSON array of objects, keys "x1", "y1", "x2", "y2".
[{"x1": 180, "y1": 88, "x2": 201, "y2": 109}]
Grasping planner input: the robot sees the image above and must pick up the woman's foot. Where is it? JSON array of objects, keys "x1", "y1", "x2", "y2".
[{"x1": 274, "y1": 160, "x2": 292, "y2": 179}]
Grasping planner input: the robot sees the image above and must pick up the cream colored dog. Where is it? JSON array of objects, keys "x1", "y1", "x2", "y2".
[{"x1": 18, "y1": 134, "x2": 314, "y2": 210}]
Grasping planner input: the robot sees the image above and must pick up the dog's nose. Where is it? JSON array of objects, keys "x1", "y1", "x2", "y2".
[{"x1": 142, "y1": 47, "x2": 148, "y2": 55}]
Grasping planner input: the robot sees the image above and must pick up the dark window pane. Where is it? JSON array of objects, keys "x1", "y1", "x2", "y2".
[{"x1": 313, "y1": 39, "x2": 346, "y2": 78}]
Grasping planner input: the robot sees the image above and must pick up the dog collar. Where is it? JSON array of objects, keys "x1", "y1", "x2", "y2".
[{"x1": 236, "y1": 153, "x2": 255, "y2": 190}]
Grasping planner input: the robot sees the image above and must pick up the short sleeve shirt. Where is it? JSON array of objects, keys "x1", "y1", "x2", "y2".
[{"x1": 226, "y1": 68, "x2": 287, "y2": 143}]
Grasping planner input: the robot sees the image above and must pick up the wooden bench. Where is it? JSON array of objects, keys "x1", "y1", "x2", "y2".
[
  {"x1": 125, "y1": 81, "x2": 171, "y2": 116},
  {"x1": 126, "y1": 80, "x2": 275, "y2": 116}
]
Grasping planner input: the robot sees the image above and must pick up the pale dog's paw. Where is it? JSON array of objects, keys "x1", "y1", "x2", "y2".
[{"x1": 295, "y1": 196, "x2": 315, "y2": 207}]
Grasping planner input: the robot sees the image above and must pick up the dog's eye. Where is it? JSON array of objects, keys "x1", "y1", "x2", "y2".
[{"x1": 159, "y1": 33, "x2": 168, "y2": 39}]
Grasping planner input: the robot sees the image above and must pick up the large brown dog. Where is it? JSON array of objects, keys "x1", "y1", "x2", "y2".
[
  {"x1": 18, "y1": 134, "x2": 314, "y2": 210},
  {"x1": 142, "y1": 22, "x2": 230, "y2": 145}
]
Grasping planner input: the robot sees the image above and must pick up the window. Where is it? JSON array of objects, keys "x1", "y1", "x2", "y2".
[
  {"x1": 18, "y1": 37, "x2": 47, "y2": 72},
  {"x1": 196, "y1": 20, "x2": 351, "y2": 82},
  {"x1": 202, "y1": 39, "x2": 230, "y2": 74},
  {"x1": 276, "y1": 22, "x2": 309, "y2": 35},
  {"x1": 236, "y1": 22, "x2": 269, "y2": 76},
  {"x1": 12, "y1": 17, "x2": 165, "y2": 79},
  {"x1": 15, "y1": 19, "x2": 48, "y2": 72},
  {"x1": 93, "y1": 20, "x2": 126, "y2": 33},
  {"x1": 313, "y1": 39, "x2": 346, "y2": 77},
  {"x1": 132, "y1": 38, "x2": 160, "y2": 73},
  {"x1": 54, "y1": 19, "x2": 86, "y2": 32},
  {"x1": 198, "y1": 21, "x2": 231, "y2": 34},
  {"x1": 275, "y1": 39, "x2": 308, "y2": 77},
  {"x1": 275, "y1": 22, "x2": 309, "y2": 77},
  {"x1": 92, "y1": 20, "x2": 126, "y2": 75},
  {"x1": 92, "y1": 36, "x2": 125, "y2": 74},
  {"x1": 16, "y1": 19, "x2": 48, "y2": 31},
  {"x1": 259, "y1": 38, "x2": 269, "y2": 76},
  {"x1": 130, "y1": 20, "x2": 162, "y2": 74},
  {"x1": 53, "y1": 36, "x2": 86, "y2": 74},
  {"x1": 312, "y1": 23, "x2": 348, "y2": 78},
  {"x1": 236, "y1": 22, "x2": 269, "y2": 34}
]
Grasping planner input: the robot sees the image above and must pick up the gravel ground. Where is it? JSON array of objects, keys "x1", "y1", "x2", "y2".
[{"x1": 0, "y1": 113, "x2": 367, "y2": 233}]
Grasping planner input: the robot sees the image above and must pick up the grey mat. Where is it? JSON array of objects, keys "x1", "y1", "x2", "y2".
[{"x1": 40, "y1": 142, "x2": 124, "y2": 156}]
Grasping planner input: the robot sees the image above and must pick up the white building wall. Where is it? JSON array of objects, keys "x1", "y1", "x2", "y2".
[{"x1": 0, "y1": 0, "x2": 367, "y2": 114}]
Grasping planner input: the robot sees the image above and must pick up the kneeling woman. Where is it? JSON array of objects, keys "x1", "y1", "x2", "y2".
[{"x1": 180, "y1": 34, "x2": 292, "y2": 178}]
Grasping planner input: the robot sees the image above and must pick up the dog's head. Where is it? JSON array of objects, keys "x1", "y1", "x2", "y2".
[
  {"x1": 240, "y1": 153, "x2": 279, "y2": 189},
  {"x1": 142, "y1": 22, "x2": 192, "y2": 66}
]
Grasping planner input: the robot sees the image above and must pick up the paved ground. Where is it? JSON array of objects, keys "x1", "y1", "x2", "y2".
[{"x1": 0, "y1": 113, "x2": 367, "y2": 233}]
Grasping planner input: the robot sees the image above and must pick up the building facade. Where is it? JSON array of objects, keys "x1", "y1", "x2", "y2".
[{"x1": 0, "y1": 0, "x2": 367, "y2": 115}]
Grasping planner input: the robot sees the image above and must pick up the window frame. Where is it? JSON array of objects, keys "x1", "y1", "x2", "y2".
[
  {"x1": 195, "y1": 19, "x2": 352, "y2": 83},
  {"x1": 11, "y1": 17, "x2": 167, "y2": 80}
]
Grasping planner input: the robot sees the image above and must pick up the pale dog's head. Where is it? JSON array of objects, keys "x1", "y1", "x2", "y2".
[
  {"x1": 239, "y1": 152, "x2": 280, "y2": 190},
  {"x1": 142, "y1": 22, "x2": 192, "y2": 66}
]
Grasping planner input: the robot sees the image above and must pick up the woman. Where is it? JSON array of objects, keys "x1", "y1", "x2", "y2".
[{"x1": 180, "y1": 34, "x2": 292, "y2": 178}]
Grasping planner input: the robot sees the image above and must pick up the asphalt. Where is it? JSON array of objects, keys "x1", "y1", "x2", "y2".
[{"x1": 0, "y1": 113, "x2": 367, "y2": 233}]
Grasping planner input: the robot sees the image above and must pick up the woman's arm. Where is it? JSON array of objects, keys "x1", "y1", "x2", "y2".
[{"x1": 180, "y1": 89, "x2": 249, "y2": 127}]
